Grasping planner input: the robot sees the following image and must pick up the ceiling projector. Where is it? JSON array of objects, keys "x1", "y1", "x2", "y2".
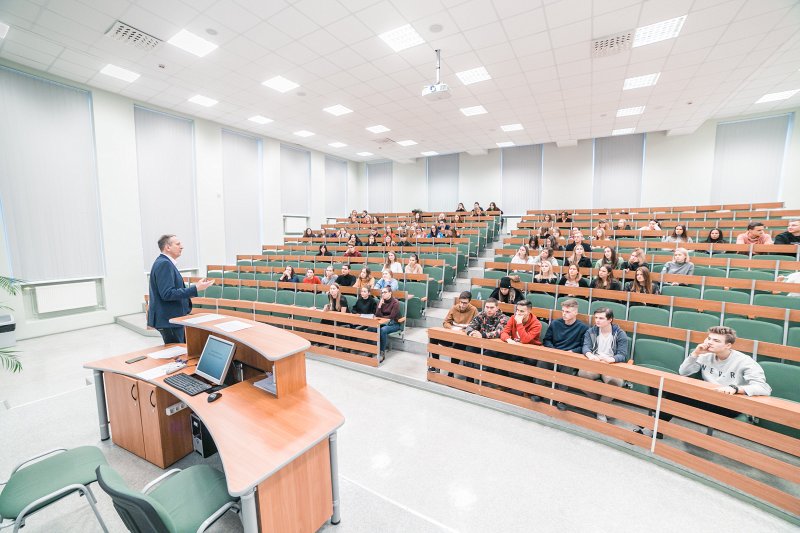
[{"x1": 422, "y1": 49, "x2": 451, "y2": 100}]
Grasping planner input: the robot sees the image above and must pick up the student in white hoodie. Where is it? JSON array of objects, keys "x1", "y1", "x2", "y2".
[{"x1": 635, "y1": 326, "x2": 771, "y2": 438}]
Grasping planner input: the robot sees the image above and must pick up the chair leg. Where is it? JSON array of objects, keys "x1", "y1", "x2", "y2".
[{"x1": 81, "y1": 486, "x2": 109, "y2": 533}]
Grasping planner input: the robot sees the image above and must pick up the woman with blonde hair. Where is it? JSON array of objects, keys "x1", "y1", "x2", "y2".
[
  {"x1": 533, "y1": 261, "x2": 559, "y2": 284},
  {"x1": 565, "y1": 245, "x2": 592, "y2": 269},
  {"x1": 355, "y1": 267, "x2": 375, "y2": 290},
  {"x1": 384, "y1": 251, "x2": 403, "y2": 274}
]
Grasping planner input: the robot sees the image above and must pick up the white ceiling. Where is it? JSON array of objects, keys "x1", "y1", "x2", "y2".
[{"x1": 1, "y1": 0, "x2": 799, "y2": 163}]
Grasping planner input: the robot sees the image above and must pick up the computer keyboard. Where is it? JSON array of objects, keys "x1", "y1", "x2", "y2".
[{"x1": 164, "y1": 373, "x2": 212, "y2": 396}]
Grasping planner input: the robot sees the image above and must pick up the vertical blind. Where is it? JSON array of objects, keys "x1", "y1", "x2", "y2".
[
  {"x1": 367, "y1": 161, "x2": 393, "y2": 213},
  {"x1": 711, "y1": 114, "x2": 791, "y2": 204},
  {"x1": 280, "y1": 145, "x2": 310, "y2": 215},
  {"x1": 593, "y1": 134, "x2": 644, "y2": 209},
  {"x1": 0, "y1": 66, "x2": 104, "y2": 282},
  {"x1": 325, "y1": 157, "x2": 348, "y2": 217},
  {"x1": 427, "y1": 154, "x2": 459, "y2": 212},
  {"x1": 222, "y1": 130, "x2": 262, "y2": 262},
  {"x1": 501, "y1": 145, "x2": 542, "y2": 215},
  {"x1": 134, "y1": 106, "x2": 198, "y2": 271}
]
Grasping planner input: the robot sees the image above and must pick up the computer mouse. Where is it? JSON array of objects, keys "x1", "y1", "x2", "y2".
[{"x1": 207, "y1": 392, "x2": 221, "y2": 403}]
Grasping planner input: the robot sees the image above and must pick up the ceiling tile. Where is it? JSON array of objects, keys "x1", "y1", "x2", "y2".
[
  {"x1": 544, "y1": 0, "x2": 592, "y2": 29},
  {"x1": 270, "y1": 6, "x2": 321, "y2": 39},
  {"x1": 449, "y1": 0, "x2": 499, "y2": 31}
]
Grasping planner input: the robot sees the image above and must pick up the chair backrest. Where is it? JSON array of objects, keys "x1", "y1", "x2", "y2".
[
  {"x1": 221, "y1": 286, "x2": 239, "y2": 300},
  {"x1": 753, "y1": 294, "x2": 800, "y2": 311},
  {"x1": 728, "y1": 270, "x2": 773, "y2": 281},
  {"x1": 239, "y1": 287, "x2": 258, "y2": 302},
  {"x1": 527, "y1": 293, "x2": 555, "y2": 310},
  {"x1": 96, "y1": 466, "x2": 171, "y2": 533},
  {"x1": 294, "y1": 292, "x2": 315, "y2": 308},
  {"x1": 702, "y1": 288, "x2": 749, "y2": 304},
  {"x1": 723, "y1": 317, "x2": 783, "y2": 344},
  {"x1": 203, "y1": 285, "x2": 223, "y2": 299},
  {"x1": 754, "y1": 362, "x2": 800, "y2": 438},
  {"x1": 660, "y1": 285, "x2": 701, "y2": 299},
  {"x1": 257, "y1": 288, "x2": 276, "y2": 304},
  {"x1": 633, "y1": 339, "x2": 684, "y2": 372},
  {"x1": 671, "y1": 311, "x2": 720, "y2": 332},
  {"x1": 628, "y1": 306, "x2": 670, "y2": 326},
  {"x1": 556, "y1": 296, "x2": 589, "y2": 315},
  {"x1": 788, "y1": 327, "x2": 800, "y2": 348},
  {"x1": 590, "y1": 300, "x2": 627, "y2": 320}
]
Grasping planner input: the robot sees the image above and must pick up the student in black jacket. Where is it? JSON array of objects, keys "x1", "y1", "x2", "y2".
[
  {"x1": 590, "y1": 265, "x2": 622, "y2": 291},
  {"x1": 336, "y1": 264, "x2": 356, "y2": 287},
  {"x1": 489, "y1": 276, "x2": 525, "y2": 304}
]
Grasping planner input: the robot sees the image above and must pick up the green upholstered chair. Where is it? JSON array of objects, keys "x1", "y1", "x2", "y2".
[
  {"x1": 96, "y1": 464, "x2": 237, "y2": 533},
  {"x1": 628, "y1": 306, "x2": 669, "y2": 326},
  {"x1": 754, "y1": 362, "x2": 800, "y2": 438},
  {"x1": 589, "y1": 300, "x2": 627, "y2": 320},
  {"x1": 0, "y1": 447, "x2": 108, "y2": 533}
]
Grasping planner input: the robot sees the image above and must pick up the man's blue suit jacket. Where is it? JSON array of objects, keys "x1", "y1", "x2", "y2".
[{"x1": 147, "y1": 254, "x2": 197, "y2": 330}]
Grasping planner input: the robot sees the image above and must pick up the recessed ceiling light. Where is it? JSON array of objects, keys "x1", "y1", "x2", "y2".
[
  {"x1": 366, "y1": 125, "x2": 390, "y2": 133},
  {"x1": 421, "y1": 151, "x2": 439, "y2": 156},
  {"x1": 612, "y1": 128, "x2": 635, "y2": 135},
  {"x1": 755, "y1": 89, "x2": 799, "y2": 104},
  {"x1": 397, "y1": 140, "x2": 417, "y2": 146},
  {"x1": 262, "y1": 75, "x2": 299, "y2": 93},
  {"x1": 188, "y1": 94, "x2": 217, "y2": 107},
  {"x1": 167, "y1": 29, "x2": 218, "y2": 57},
  {"x1": 248, "y1": 115, "x2": 273, "y2": 124},
  {"x1": 356, "y1": 152, "x2": 373, "y2": 157},
  {"x1": 100, "y1": 64, "x2": 140, "y2": 82},
  {"x1": 501, "y1": 123, "x2": 523, "y2": 132},
  {"x1": 323, "y1": 104, "x2": 353, "y2": 116},
  {"x1": 378, "y1": 24, "x2": 425, "y2": 52},
  {"x1": 0, "y1": 21, "x2": 10, "y2": 40},
  {"x1": 623, "y1": 72, "x2": 661, "y2": 90},
  {"x1": 633, "y1": 15, "x2": 686, "y2": 48},
  {"x1": 496, "y1": 141, "x2": 515, "y2": 147},
  {"x1": 616, "y1": 106, "x2": 645, "y2": 117},
  {"x1": 329, "y1": 142, "x2": 347, "y2": 148},
  {"x1": 460, "y1": 105, "x2": 487, "y2": 116},
  {"x1": 294, "y1": 130, "x2": 314, "y2": 137},
  {"x1": 455, "y1": 66, "x2": 491, "y2": 86}
]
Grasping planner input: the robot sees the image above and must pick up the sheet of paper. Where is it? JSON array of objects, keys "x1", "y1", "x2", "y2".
[
  {"x1": 137, "y1": 363, "x2": 183, "y2": 380},
  {"x1": 147, "y1": 346, "x2": 188, "y2": 359},
  {"x1": 215, "y1": 320, "x2": 253, "y2": 332},
  {"x1": 183, "y1": 313, "x2": 224, "y2": 324}
]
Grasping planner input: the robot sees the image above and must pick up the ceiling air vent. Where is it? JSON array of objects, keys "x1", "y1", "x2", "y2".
[
  {"x1": 373, "y1": 137, "x2": 396, "y2": 144},
  {"x1": 592, "y1": 31, "x2": 633, "y2": 57},
  {"x1": 105, "y1": 21, "x2": 162, "y2": 51}
]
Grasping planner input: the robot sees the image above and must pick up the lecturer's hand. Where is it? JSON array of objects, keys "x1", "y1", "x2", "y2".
[{"x1": 196, "y1": 278, "x2": 215, "y2": 291}]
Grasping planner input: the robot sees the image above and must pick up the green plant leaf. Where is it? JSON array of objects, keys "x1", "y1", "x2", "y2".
[
  {"x1": 0, "y1": 349, "x2": 21, "y2": 373},
  {"x1": 0, "y1": 276, "x2": 23, "y2": 296}
]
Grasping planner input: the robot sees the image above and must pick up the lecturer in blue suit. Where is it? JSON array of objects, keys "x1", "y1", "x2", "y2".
[{"x1": 148, "y1": 234, "x2": 214, "y2": 344}]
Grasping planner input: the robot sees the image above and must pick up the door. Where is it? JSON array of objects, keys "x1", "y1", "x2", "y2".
[
  {"x1": 138, "y1": 382, "x2": 193, "y2": 468},
  {"x1": 104, "y1": 373, "x2": 146, "y2": 459}
]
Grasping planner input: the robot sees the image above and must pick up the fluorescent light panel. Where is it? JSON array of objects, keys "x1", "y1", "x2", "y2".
[
  {"x1": 0, "y1": 22, "x2": 10, "y2": 40},
  {"x1": 356, "y1": 152, "x2": 373, "y2": 156},
  {"x1": 378, "y1": 24, "x2": 424, "y2": 52},
  {"x1": 248, "y1": 115, "x2": 273, "y2": 124},
  {"x1": 324, "y1": 104, "x2": 353, "y2": 116},
  {"x1": 262, "y1": 75, "x2": 299, "y2": 93},
  {"x1": 366, "y1": 125, "x2": 390, "y2": 133},
  {"x1": 456, "y1": 66, "x2": 491, "y2": 86},
  {"x1": 623, "y1": 72, "x2": 660, "y2": 90},
  {"x1": 294, "y1": 130, "x2": 314, "y2": 137},
  {"x1": 496, "y1": 141, "x2": 515, "y2": 147},
  {"x1": 755, "y1": 89, "x2": 799, "y2": 104},
  {"x1": 188, "y1": 94, "x2": 217, "y2": 107},
  {"x1": 612, "y1": 128, "x2": 635, "y2": 135},
  {"x1": 616, "y1": 106, "x2": 645, "y2": 117},
  {"x1": 329, "y1": 142, "x2": 347, "y2": 148},
  {"x1": 501, "y1": 123, "x2": 523, "y2": 132},
  {"x1": 633, "y1": 15, "x2": 686, "y2": 48},
  {"x1": 460, "y1": 105, "x2": 487, "y2": 116},
  {"x1": 397, "y1": 140, "x2": 417, "y2": 146},
  {"x1": 100, "y1": 64, "x2": 140, "y2": 82},
  {"x1": 421, "y1": 151, "x2": 438, "y2": 156},
  {"x1": 167, "y1": 29, "x2": 218, "y2": 57}
]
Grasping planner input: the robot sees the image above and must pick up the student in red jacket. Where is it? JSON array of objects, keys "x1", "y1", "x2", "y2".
[{"x1": 497, "y1": 300, "x2": 542, "y2": 390}]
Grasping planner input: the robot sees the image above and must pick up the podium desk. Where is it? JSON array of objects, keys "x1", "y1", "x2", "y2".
[{"x1": 85, "y1": 314, "x2": 344, "y2": 533}]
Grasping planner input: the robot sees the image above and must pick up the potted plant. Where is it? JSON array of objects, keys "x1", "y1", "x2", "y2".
[{"x1": 0, "y1": 275, "x2": 21, "y2": 372}]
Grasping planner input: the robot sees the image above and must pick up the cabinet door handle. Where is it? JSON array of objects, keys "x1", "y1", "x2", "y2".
[
  {"x1": 149, "y1": 390, "x2": 156, "y2": 408},
  {"x1": 130, "y1": 383, "x2": 137, "y2": 402}
]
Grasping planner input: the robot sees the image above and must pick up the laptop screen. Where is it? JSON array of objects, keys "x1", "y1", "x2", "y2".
[{"x1": 195, "y1": 335, "x2": 236, "y2": 386}]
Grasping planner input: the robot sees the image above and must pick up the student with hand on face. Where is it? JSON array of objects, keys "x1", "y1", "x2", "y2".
[{"x1": 279, "y1": 265, "x2": 300, "y2": 283}]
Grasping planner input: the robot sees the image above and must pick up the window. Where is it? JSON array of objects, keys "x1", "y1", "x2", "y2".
[
  {"x1": 134, "y1": 106, "x2": 198, "y2": 271},
  {"x1": 367, "y1": 161, "x2": 393, "y2": 212},
  {"x1": 222, "y1": 130, "x2": 262, "y2": 263},
  {"x1": 711, "y1": 114, "x2": 791, "y2": 203},
  {"x1": 280, "y1": 145, "x2": 310, "y2": 215},
  {"x1": 593, "y1": 134, "x2": 644, "y2": 209},
  {"x1": 0, "y1": 66, "x2": 104, "y2": 282},
  {"x1": 325, "y1": 157, "x2": 348, "y2": 218},
  {"x1": 501, "y1": 145, "x2": 542, "y2": 215},
  {"x1": 427, "y1": 154, "x2": 459, "y2": 212}
]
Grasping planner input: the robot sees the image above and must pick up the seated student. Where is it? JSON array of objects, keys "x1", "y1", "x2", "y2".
[
  {"x1": 736, "y1": 221, "x2": 773, "y2": 245},
  {"x1": 635, "y1": 326, "x2": 772, "y2": 438},
  {"x1": 395, "y1": 230, "x2": 412, "y2": 247},
  {"x1": 615, "y1": 218, "x2": 631, "y2": 231},
  {"x1": 279, "y1": 266, "x2": 300, "y2": 283},
  {"x1": 593, "y1": 219, "x2": 610, "y2": 234},
  {"x1": 347, "y1": 234, "x2": 363, "y2": 247},
  {"x1": 456, "y1": 202, "x2": 467, "y2": 212},
  {"x1": 302, "y1": 268, "x2": 321, "y2": 285},
  {"x1": 595, "y1": 246, "x2": 622, "y2": 270},
  {"x1": 528, "y1": 234, "x2": 543, "y2": 250},
  {"x1": 578, "y1": 308, "x2": 629, "y2": 422},
  {"x1": 556, "y1": 211, "x2": 572, "y2": 223},
  {"x1": 321, "y1": 265, "x2": 338, "y2": 286},
  {"x1": 335, "y1": 227, "x2": 348, "y2": 239},
  {"x1": 621, "y1": 248, "x2": 646, "y2": 271},
  {"x1": 773, "y1": 219, "x2": 800, "y2": 255},
  {"x1": 565, "y1": 232, "x2": 592, "y2": 253},
  {"x1": 448, "y1": 226, "x2": 460, "y2": 238},
  {"x1": 382, "y1": 234, "x2": 396, "y2": 247},
  {"x1": 592, "y1": 228, "x2": 607, "y2": 242},
  {"x1": 383, "y1": 251, "x2": 403, "y2": 274},
  {"x1": 638, "y1": 219, "x2": 661, "y2": 231},
  {"x1": 413, "y1": 211, "x2": 423, "y2": 225},
  {"x1": 661, "y1": 247, "x2": 694, "y2": 283},
  {"x1": 352, "y1": 285, "x2": 378, "y2": 316},
  {"x1": 436, "y1": 213, "x2": 450, "y2": 231},
  {"x1": 542, "y1": 213, "x2": 554, "y2": 224},
  {"x1": 374, "y1": 269, "x2": 399, "y2": 292},
  {"x1": 322, "y1": 283, "x2": 349, "y2": 314},
  {"x1": 303, "y1": 228, "x2": 315, "y2": 239},
  {"x1": 777, "y1": 271, "x2": 800, "y2": 297},
  {"x1": 344, "y1": 244, "x2": 362, "y2": 258},
  {"x1": 369, "y1": 227, "x2": 381, "y2": 240},
  {"x1": 354, "y1": 267, "x2": 375, "y2": 290},
  {"x1": 471, "y1": 202, "x2": 485, "y2": 216},
  {"x1": 663, "y1": 224, "x2": 693, "y2": 243},
  {"x1": 432, "y1": 291, "x2": 479, "y2": 376},
  {"x1": 317, "y1": 244, "x2": 332, "y2": 256},
  {"x1": 337, "y1": 264, "x2": 356, "y2": 287},
  {"x1": 501, "y1": 299, "x2": 542, "y2": 346},
  {"x1": 559, "y1": 264, "x2": 589, "y2": 290},
  {"x1": 362, "y1": 213, "x2": 373, "y2": 225},
  {"x1": 348, "y1": 213, "x2": 359, "y2": 225},
  {"x1": 453, "y1": 214, "x2": 464, "y2": 224},
  {"x1": 490, "y1": 276, "x2": 526, "y2": 304},
  {"x1": 488, "y1": 201, "x2": 502, "y2": 214},
  {"x1": 466, "y1": 298, "x2": 509, "y2": 340},
  {"x1": 590, "y1": 265, "x2": 621, "y2": 291},
  {"x1": 413, "y1": 227, "x2": 426, "y2": 239},
  {"x1": 375, "y1": 287, "x2": 401, "y2": 361},
  {"x1": 427, "y1": 224, "x2": 443, "y2": 238},
  {"x1": 396, "y1": 219, "x2": 408, "y2": 233},
  {"x1": 532, "y1": 298, "x2": 589, "y2": 410},
  {"x1": 564, "y1": 246, "x2": 592, "y2": 269},
  {"x1": 531, "y1": 247, "x2": 559, "y2": 268},
  {"x1": 511, "y1": 245, "x2": 535, "y2": 268},
  {"x1": 366, "y1": 234, "x2": 380, "y2": 247},
  {"x1": 625, "y1": 266, "x2": 660, "y2": 298},
  {"x1": 550, "y1": 228, "x2": 566, "y2": 250},
  {"x1": 533, "y1": 261, "x2": 559, "y2": 285},
  {"x1": 703, "y1": 227, "x2": 726, "y2": 245},
  {"x1": 404, "y1": 253, "x2": 424, "y2": 275}
]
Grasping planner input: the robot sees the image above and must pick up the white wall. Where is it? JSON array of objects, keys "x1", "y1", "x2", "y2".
[
  {"x1": 541, "y1": 140, "x2": 594, "y2": 209},
  {"x1": 392, "y1": 158, "x2": 426, "y2": 212},
  {"x1": 459, "y1": 150, "x2": 501, "y2": 208}
]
